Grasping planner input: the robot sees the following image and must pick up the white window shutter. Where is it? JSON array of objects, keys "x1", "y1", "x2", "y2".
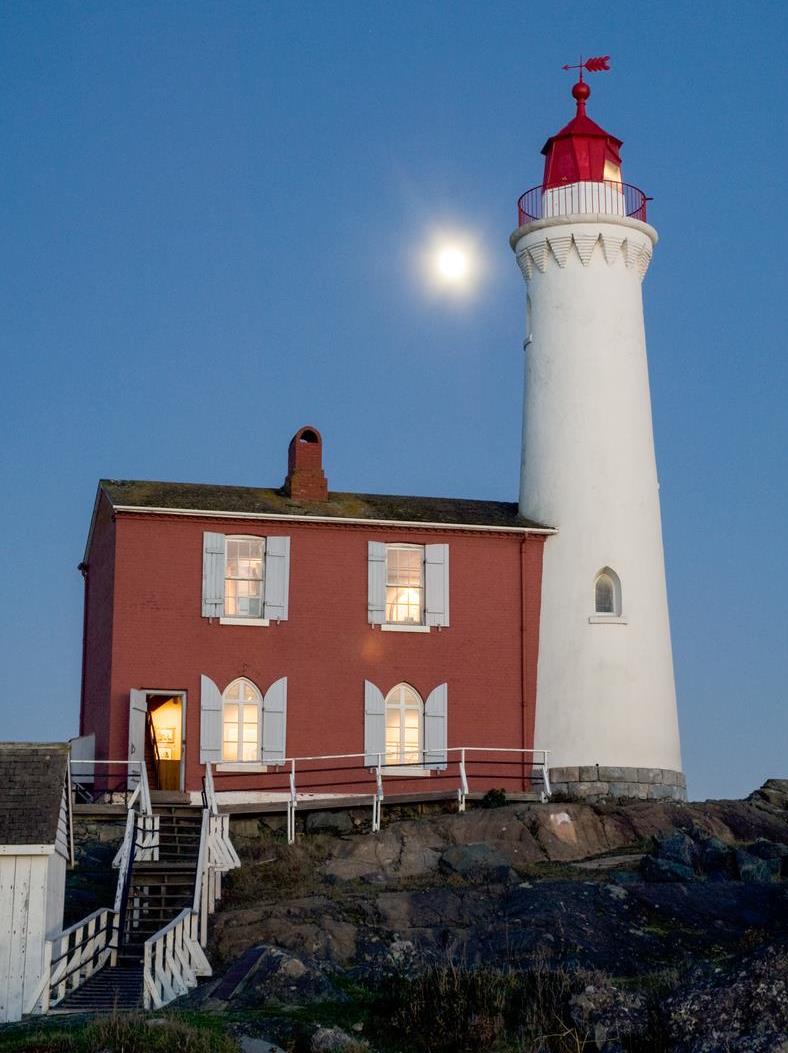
[
  {"x1": 262, "y1": 677, "x2": 287, "y2": 764},
  {"x1": 200, "y1": 675, "x2": 223, "y2": 764},
  {"x1": 202, "y1": 532, "x2": 225, "y2": 617},
  {"x1": 424, "y1": 682, "x2": 448, "y2": 769},
  {"x1": 367, "y1": 542, "x2": 386, "y2": 624},
  {"x1": 364, "y1": 680, "x2": 385, "y2": 765},
  {"x1": 264, "y1": 536, "x2": 290, "y2": 621},
  {"x1": 425, "y1": 544, "x2": 450, "y2": 627}
]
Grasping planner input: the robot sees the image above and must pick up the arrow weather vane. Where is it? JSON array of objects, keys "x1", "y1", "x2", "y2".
[{"x1": 562, "y1": 55, "x2": 611, "y2": 81}]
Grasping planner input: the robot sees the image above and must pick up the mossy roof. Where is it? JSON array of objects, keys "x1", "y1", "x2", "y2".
[
  {"x1": 0, "y1": 743, "x2": 68, "y2": 846},
  {"x1": 100, "y1": 479, "x2": 550, "y2": 530}
]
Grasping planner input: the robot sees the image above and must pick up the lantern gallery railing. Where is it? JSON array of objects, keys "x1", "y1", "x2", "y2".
[
  {"x1": 517, "y1": 180, "x2": 649, "y2": 227},
  {"x1": 208, "y1": 748, "x2": 551, "y2": 844}
]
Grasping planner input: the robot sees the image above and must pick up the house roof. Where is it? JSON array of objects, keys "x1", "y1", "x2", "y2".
[
  {"x1": 99, "y1": 479, "x2": 551, "y2": 531},
  {"x1": 0, "y1": 743, "x2": 69, "y2": 847}
]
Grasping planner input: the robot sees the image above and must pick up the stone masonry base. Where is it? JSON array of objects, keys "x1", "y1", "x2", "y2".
[{"x1": 549, "y1": 766, "x2": 687, "y2": 803}]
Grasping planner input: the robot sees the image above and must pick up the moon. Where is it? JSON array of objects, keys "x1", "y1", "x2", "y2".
[
  {"x1": 436, "y1": 245, "x2": 469, "y2": 283},
  {"x1": 422, "y1": 234, "x2": 481, "y2": 296}
]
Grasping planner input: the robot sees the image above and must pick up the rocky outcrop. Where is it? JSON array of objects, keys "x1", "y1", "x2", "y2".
[{"x1": 207, "y1": 782, "x2": 788, "y2": 1052}]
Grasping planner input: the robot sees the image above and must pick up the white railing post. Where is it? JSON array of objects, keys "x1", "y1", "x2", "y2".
[
  {"x1": 458, "y1": 748, "x2": 468, "y2": 813},
  {"x1": 139, "y1": 761, "x2": 152, "y2": 815},
  {"x1": 287, "y1": 759, "x2": 297, "y2": 845},
  {"x1": 371, "y1": 754, "x2": 383, "y2": 832},
  {"x1": 541, "y1": 750, "x2": 552, "y2": 801}
]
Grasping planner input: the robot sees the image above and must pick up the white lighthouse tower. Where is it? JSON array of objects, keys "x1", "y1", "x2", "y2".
[{"x1": 511, "y1": 67, "x2": 685, "y2": 801}]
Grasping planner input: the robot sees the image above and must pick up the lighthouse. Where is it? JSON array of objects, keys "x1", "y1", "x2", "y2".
[{"x1": 511, "y1": 66, "x2": 685, "y2": 801}]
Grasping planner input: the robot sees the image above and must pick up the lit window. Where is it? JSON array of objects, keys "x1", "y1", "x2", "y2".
[
  {"x1": 225, "y1": 537, "x2": 265, "y2": 619},
  {"x1": 384, "y1": 683, "x2": 423, "y2": 765},
  {"x1": 385, "y1": 545, "x2": 424, "y2": 625},
  {"x1": 222, "y1": 678, "x2": 261, "y2": 762},
  {"x1": 594, "y1": 568, "x2": 622, "y2": 616}
]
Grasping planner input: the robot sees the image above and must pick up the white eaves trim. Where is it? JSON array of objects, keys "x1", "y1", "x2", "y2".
[
  {"x1": 111, "y1": 504, "x2": 557, "y2": 536},
  {"x1": 0, "y1": 845, "x2": 55, "y2": 856}
]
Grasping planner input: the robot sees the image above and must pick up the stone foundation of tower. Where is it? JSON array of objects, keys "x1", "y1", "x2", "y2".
[{"x1": 549, "y1": 766, "x2": 687, "y2": 803}]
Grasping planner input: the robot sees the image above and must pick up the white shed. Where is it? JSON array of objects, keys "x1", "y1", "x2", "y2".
[{"x1": 0, "y1": 743, "x2": 72, "y2": 1023}]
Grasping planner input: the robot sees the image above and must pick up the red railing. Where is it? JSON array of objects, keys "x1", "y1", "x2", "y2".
[{"x1": 517, "y1": 180, "x2": 649, "y2": 227}]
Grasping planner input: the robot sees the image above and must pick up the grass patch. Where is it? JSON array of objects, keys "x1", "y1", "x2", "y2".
[{"x1": 0, "y1": 1012, "x2": 240, "y2": 1053}]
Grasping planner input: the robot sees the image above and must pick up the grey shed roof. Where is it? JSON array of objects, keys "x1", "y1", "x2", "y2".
[{"x1": 0, "y1": 743, "x2": 69, "y2": 846}]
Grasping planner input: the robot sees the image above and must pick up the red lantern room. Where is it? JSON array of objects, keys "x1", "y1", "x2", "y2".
[{"x1": 541, "y1": 78, "x2": 623, "y2": 190}]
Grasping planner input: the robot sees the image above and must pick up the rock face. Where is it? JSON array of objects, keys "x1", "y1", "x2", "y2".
[
  {"x1": 207, "y1": 781, "x2": 788, "y2": 1052},
  {"x1": 665, "y1": 942, "x2": 788, "y2": 1053}
]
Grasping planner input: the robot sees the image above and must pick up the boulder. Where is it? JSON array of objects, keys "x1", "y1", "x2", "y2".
[
  {"x1": 438, "y1": 843, "x2": 516, "y2": 882},
  {"x1": 306, "y1": 810, "x2": 354, "y2": 836},
  {"x1": 655, "y1": 831, "x2": 697, "y2": 868},
  {"x1": 310, "y1": 1026, "x2": 369, "y2": 1052},
  {"x1": 235, "y1": 944, "x2": 343, "y2": 1005},
  {"x1": 699, "y1": 836, "x2": 736, "y2": 880},
  {"x1": 640, "y1": 856, "x2": 695, "y2": 883},
  {"x1": 736, "y1": 849, "x2": 780, "y2": 883},
  {"x1": 569, "y1": 979, "x2": 649, "y2": 1053}
]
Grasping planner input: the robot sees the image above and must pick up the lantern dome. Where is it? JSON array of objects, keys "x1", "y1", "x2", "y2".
[{"x1": 541, "y1": 79, "x2": 623, "y2": 190}]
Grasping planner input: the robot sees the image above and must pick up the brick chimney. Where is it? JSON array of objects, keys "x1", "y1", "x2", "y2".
[{"x1": 284, "y1": 426, "x2": 328, "y2": 502}]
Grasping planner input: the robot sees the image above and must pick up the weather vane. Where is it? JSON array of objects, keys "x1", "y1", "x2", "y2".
[{"x1": 562, "y1": 55, "x2": 611, "y2": 81}]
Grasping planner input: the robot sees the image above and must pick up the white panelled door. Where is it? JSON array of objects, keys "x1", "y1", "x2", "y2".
[{"x1": 128, "y1": 690, "x2": 148, "y2": 785}]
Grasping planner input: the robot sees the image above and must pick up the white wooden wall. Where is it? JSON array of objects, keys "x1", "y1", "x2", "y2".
[{"x1": 0, "y1": 853, "x2": 49, "y2": 1022}]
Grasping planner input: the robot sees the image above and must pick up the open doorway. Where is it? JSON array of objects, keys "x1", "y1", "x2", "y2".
[{"x1": 128, "y1": 690, "x2": 186, "y2": 792}]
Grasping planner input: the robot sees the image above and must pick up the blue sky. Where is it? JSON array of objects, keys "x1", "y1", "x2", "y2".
[{"x1": 1, "y1": 1, "x2": 785, "y2": 801}]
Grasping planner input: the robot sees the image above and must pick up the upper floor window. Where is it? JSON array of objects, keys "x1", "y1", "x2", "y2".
[
  {"x1": 385, "y1": 544, "x2": 424, "y2": 625},
  {"x1": 222, "y1": 677, "x2": 261, "y2": 762},
  {"x1": 367, "y1": 541, "x2": 449, "y2": 630},
  {"x1": 202, "y1": 531, "x2": 290, "y2": 623},
  {"x1": 594, "y1": 567, "x2": 622, "y2": 617},
  {"x1": 225, "y1": 537, "x2": 264, "y2": 619}
]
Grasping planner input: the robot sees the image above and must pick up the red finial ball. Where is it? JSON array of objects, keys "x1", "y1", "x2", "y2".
[{"x1": 572, "y1": 79, "x2": 590, "y2": 102}]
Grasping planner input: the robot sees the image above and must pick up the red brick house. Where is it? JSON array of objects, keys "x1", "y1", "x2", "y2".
[{"x1": 79, "y1": 427, "x2": 551, "y2": 802}]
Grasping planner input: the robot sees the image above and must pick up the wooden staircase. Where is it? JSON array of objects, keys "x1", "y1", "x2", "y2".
[{"x1": 53, "y1": 808, "x2": 204, "y2": 1013}]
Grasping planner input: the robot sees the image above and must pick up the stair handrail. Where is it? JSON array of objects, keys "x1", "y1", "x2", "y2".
[
  {"x1": 142, "y1": 907, "x2": 211, "y2": 1010},
  {"x1": 41, "y1": 906, "x2": 116, "y2": 1010},
  {"x1": 203, "y1": 761, "x2": 218, "y2": 814},
  {"x1": 192, "y1": 809, "x2": 211, "y2": 944},
  {"x1": 114, "y1": 812, "x2": 139, "y2": 952}
]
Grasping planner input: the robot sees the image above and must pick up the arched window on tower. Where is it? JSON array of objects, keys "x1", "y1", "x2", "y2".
[{"x1": 594, "y1": 568, "x2": 622, "y2": 617}]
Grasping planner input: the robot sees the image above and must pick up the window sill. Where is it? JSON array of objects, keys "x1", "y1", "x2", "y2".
[
  {"x1": 588, "y1": 615, "x2": 628, "y2": 625},
  {"x1": 216, "y1": 763, "x2": 269, "y2": 773},
  {"x1": 381, "y1": 766, "x2": 432, "y2": 777},
  {"x1": 219, "y1": 617, "x2": 270, "y2": 627},
  {"x1": 380, "y1": 624, "x2": 430, "y2": 633}
]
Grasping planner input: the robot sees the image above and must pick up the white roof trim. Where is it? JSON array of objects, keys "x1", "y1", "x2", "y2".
[
  {"x1": 0, "y1": 844, "x2": 55, "y2": 856},
  {"x1": 111, "y1": 504, "x2": 556, "y2": 535}
]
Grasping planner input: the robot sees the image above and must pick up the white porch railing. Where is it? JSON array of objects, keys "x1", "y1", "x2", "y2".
[
  {"x1": 39, "y1": 907, "x2": 116, "y2": 1011},
  {"x1": 225, "y1": 747, "x2": 551, "y2": 844},
  {"x1": 70, "y1": 758, "x2": 152, "y2": 815}
]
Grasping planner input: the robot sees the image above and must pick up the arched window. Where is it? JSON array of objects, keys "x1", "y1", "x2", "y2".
[
  {"x1": 222, "y1": 678, "x2": 262, "y2": 762},
  {"x1": 384, "y1": 684, "x2": 423, "y2": 765},
  {"x1": 594, "y1": 568, "x2": 622, "y2": 616}
]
